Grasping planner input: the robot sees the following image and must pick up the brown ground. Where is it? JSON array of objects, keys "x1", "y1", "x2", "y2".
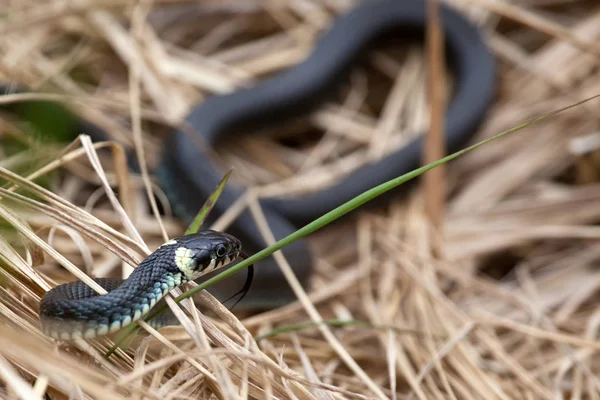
[{"x1": 1, "y1": 0, "x2": 600, "y2": 399}]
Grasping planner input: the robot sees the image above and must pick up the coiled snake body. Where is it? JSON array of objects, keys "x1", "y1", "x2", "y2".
[
  {"x1": 156, "y1": 0, "x2": 496, "y2": 307},
  {"x1": 1, "y1": 0, "x2": 497, "y2": 326},
  {"x1": 39, "y1": 231, "x2": 242, "y2": 340}
]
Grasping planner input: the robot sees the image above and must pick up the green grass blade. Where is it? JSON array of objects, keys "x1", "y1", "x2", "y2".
[
  {"x1": 185, "y1": 168, "x2": 233, "y2": 235},
  {"x1": 253, "y1": 319, "x2": 446, "y2": 341},
  {"x1": 108, "y1": 169, "x2": 233, "y2": 356},
  {"x1": 106, "y1": 93, "x2": 600, "y2": 358},
  {"x1": 168, "y1": 93, "x2": 600, "y2": 304}
]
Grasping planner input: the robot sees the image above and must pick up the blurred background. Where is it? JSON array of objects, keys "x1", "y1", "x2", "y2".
[{"x1": 1, "y1": 0, "x2": 600, "y2": 399}]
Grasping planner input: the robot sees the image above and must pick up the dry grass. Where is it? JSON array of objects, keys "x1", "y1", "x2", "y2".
[{"x1": 1, "y1": 0, "x2": 600, "y2": 399}]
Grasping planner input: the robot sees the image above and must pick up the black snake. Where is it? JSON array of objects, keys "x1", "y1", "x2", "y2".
[
  {"x1": 0, "y1": 0, "x2": 496, "y2": 337},
  {"x1": 39, "y1": 230, "x2": 244, "y2": 339}
]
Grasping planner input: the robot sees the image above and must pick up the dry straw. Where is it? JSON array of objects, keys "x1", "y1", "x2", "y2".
[{"x1": 1, "y1": 0, "x2": 600, "y2": 399}]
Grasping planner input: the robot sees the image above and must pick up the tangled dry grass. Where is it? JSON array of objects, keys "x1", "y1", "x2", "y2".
[{"x1": 1, "y1": 0, "x2": 600, "y2": 399}]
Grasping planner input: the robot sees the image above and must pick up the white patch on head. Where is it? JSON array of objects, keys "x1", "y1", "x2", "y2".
[
  {"x1": 71, "y1": 331, "x2": 82, "y2": 340},
  {"x1": 160, "y1": 239, "x2": 177, "y2": 247},
  {"x1": 175, "y1": 247, "x2": 198, "y2": 279},
  {"x1": 60, "y1": 332, "x2": 71, "y2": 340},
  {"x1": 84, "y1": 328, "x2": 96, "y2": 339}
]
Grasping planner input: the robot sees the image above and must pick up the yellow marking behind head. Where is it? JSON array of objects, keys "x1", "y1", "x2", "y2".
[{"x1": 174, "y1": 247, "x2": 198, "y2": 280}]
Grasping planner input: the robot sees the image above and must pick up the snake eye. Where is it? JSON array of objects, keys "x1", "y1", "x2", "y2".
[{"x1": 215, "y1": 245, "x2": 227, "y2": 258}]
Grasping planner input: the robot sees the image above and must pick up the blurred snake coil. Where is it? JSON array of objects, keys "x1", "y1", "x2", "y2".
[{"x1": 0, "y1": 0, "x2": 497, "y2": 319}]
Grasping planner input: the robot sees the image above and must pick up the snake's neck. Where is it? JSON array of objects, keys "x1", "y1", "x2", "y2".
[
  {"x1": 120, "y1": 267, "x2": 188, "y2": 313},
  {"x1": 111, "y1": 250, "x2": 190, "y2": 319},
  {"x1": 40, "y1": 246, "x2": 189, "y2": 340},
  {"x1": 41, "y1": 270, "x2": 188, "y2": 340}
]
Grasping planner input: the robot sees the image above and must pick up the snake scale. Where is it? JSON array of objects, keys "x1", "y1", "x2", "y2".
[
  {"x1": 39, "y1": 231, "x2": 244, "y2": 339},
  {"x1": 0, "y1": 0, "x2": 496, "y2": 338}
]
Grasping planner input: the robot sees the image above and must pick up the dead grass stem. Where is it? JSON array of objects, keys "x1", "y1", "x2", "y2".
[{"x1": 1, "y1": 0, "x2": 600, "y2": 399}]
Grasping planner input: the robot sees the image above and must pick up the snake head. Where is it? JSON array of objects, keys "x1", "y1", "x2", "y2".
[{"x1": 172, "y1": 230, "x2": 242, "y2": 280}]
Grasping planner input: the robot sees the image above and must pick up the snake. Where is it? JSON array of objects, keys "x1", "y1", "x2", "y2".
[
  {"x1": 39, "y1": 230, "x2": 247, "y2": 340},
  {"x1": 1, "y1": 0, "x2": 496, "y2": 320}
]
